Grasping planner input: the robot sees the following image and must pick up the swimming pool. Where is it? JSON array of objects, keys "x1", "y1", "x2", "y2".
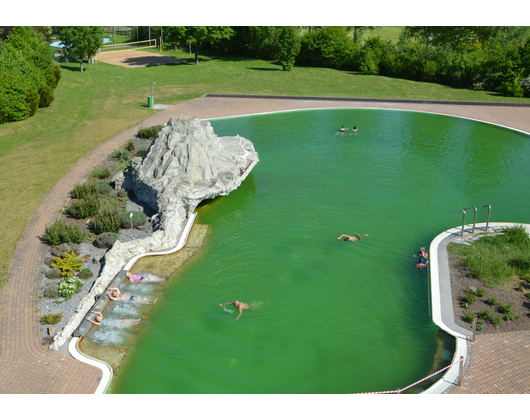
[
  {"x1": 49, "y1": 37, "x2": 111, "y2": 48},
  {"x1": 106, "y1": 108, "x2": 530, "y2": 393}
]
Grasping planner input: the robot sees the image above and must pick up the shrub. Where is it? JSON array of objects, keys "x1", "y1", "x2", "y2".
[
  {"x1": 465, "y1": 312, "x2": 475, "y2": 323},
  {"x1": 476, "y1": 322, "x2": 485, "y2": 331},
  {"x1": 475, "y1": 288, "x2": 485, "y2": 297},
  {"x1": 51, "y1": 242, "x2": 80, "y2": 257},
  {"x1": 138, "y1": 125, "x2": 163, "y2": 140},
  {"x1": 498, "y1": 303, "x2": 514, "y2": 315},
  {"x1": 517, "y1": 285, "x2": 525, "y2": 292},
  {"x1": 69, "y1": 194, "x2": 101, "y2": 219},
  {"x1": 72, "y1": 182, "x2": 98, "y2": 200},
  {"x1": 45, "y1": 267, "x2": 62, "y2": 280},
  {"x1": 492, "y1": 317, "x2": 503, "y2": 326},
  {"x1": 486, "y1": 297, "x2": 499, "y2": 306},
  {"x1": 522, "y1": 76, "x2": 530, "y2": 97},
  {"x1": 98, "y1": 183, "x2": 112, "y2": 195},
  {"x1": 136, "y1": 147, "x2": 147, "y2": 157},
  {"x1": 126, "y1": 139, "x2": 135, "y2": 151},
  {"x1": 478, "y1": 309, "x2": 493, "y2": 321},
  {"x1": 498, "y1": 79, "x2": 524, "y2": 97},
  {"x1": 59, "y1": 276, "x2": 83, "y2": 300},
  {"x1": 44, "y1": 283, "x2": 60, "y2": 298},
  {"x1": 41, "y1": 313, "x2": 62, "y2": 325},
  {"x1": 114, "y1": 148, "x2": 128, "y2": 163},
  {"x1": 95, "y1": 231, "x2": 119, "y2": 249},
  {"x1": 90, "y1": 167, "x2": 111, "y2": 179},
  {"x1": 51, "y1": 251, "x2": 83, "y2": 277},
  {"x1": 298, "y1": 26, "x2": 356, "y2": 70},
  {"x1": 92, "y1": 207, "x2": 121, "y2": 234},
  {"x1": 464, "y1": 289, "x2": 477, "y2": 305},
  {"x1": 38, "y1": 83, "x2": 54, "y2": 107},
  {"x1": 525, "y1": 292, "x2": 530, "y2": 299},
  {"x1": 120, "y1": 210, "x2": 146, "y2": 229},
  {"x1": 78, "y1": 267, "x2": 93, "y2": 279},
  {"x1": 44, "y1": 220, "x2": 87, "y2": 245},
  {"x1": 505, "y1": 314, "x2": 516, "y2": 321}
]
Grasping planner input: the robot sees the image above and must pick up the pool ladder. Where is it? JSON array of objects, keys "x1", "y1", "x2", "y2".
[{"x1": 450, "y1": 204, "x2": 491, "y2": 237}]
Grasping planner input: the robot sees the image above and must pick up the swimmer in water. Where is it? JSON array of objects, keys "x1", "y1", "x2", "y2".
[
  {"x1": 337, "y1": 234, "x2": 368, "y2": 242},
  {"x1": 106, "y1": 287, "x2": 157, "y2": 304},
  {"x1": 353, "y1": 126, "x2": 357, "y2": 132},
  {"x1": 413, "y1": 247, "x2": 428, "y2": 260},
  {"x1": 87, "y1": 311, "x2": 140, "y2": 326},
  {"x1": 126, "y1": 272, "x2": 164, "y2": 283},
  {"x1": 339, "y1": 126, "x2": 347, "y2": 132},
  {"x1": 219, "y1": 300, "x2": 249, "y2": 320},
  {"x1": 415, "y1": 258, "x2": 429, "y2": 271}
]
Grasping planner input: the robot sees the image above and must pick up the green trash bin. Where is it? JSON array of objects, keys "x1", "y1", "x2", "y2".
[{"x1": 148, "y1": 96, "x2": 154, "y2": 108}]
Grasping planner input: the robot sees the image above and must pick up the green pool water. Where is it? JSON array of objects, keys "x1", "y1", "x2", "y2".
[{"x1": 109, "y1": 108, "x2": 530, "y2": 394}]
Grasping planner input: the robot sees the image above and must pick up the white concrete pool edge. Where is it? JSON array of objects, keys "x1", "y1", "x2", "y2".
[
  {"x1": 68, "y1": 212, "x2": 198, "y2": 394},
  {"x1": 422, "y1": 222, "x2": 530, "y2": 394}
]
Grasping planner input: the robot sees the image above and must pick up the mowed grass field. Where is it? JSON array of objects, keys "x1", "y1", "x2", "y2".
[{"x1": 1, "y1": 46, "x2": 530, "y2": 290}]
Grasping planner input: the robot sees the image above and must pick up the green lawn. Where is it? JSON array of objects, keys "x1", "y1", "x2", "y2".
[{"x1": 1, "y1": 49, "x2": 530, "y2": 290}]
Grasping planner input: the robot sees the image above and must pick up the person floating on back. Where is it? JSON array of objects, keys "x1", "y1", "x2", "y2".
[
  {"x1": 106, "y1": 287, "x2": 157, "y2": 304},
  {"x1": 338, "y1": 234, "x2": 368, "y2": 242},
  {"x1": 87, "y1": 311, "x2": 140, "y2": 326}
]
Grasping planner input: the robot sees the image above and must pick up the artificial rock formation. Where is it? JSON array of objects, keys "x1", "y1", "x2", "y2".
[{"x1": 50, "y1": 115, "x2": 258, "y2": 350}]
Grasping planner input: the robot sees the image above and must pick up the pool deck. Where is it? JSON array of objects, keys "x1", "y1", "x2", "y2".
[{"x1": 1, "y1": 94, "x2": 530, "y2": 394}]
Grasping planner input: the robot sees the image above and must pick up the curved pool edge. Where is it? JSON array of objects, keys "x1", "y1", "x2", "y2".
[
  {"x1": 68, "y1": 212, "x2": 198, "y2": 393},
  {"x1": 422, "y1": 222, "x2": 530, "y2": 394}
]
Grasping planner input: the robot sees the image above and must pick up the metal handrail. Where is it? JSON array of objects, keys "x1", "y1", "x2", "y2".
[
  {"x1": 483, "y1": 204, "x2": 491, "y2": 231},
  {"x1": 450, "y1": 210, "x2": 466, "y2": 236},
  {"x1": 464, "y1": 207, "x2": 478, "y2": 234}
]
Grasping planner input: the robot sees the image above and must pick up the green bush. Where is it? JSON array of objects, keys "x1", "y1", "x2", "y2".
[
  {"x1": 114, "y1": 148, "x2": 128, "y2": 162},
  {"x1": 465, "y1": 312, "x2": 475, "y2": 323},
  {"x1": 498, "y1": 303, "x2": 514, "y2": 315},
  {"x1": 136, "y1": 147, "x2": 147, "y2": 157},
  {"x1": 138, "y1": 125, "x2": 163, "y2": 140},
  {"x1": 44, "y1": 283, "x2": 60, "y2": 298},
  {"x1": 92, "y1": 207, "x2": 121, "y2": 234},
  {"x1": 505, "y1": 314, "x2": 516, "y2": 321},
  {"x1": 90, "y1": 167, "x2": 111, "y2": 179},
  {"x1": 479, "y1": 309, "x2": 493, "y2": 321},
  {"x1": 475, "y1": 288, "x2": 485, "y2": 297},
  {"x1": 486, "y1": 297, "x2": 499, "y2": 306},
  {"x1": 59, "y1": 276, "x2": 83, "y2": 300},
  {"x1": 51, "y1": 251, "x2": 83, "y2": 277},
  {"x1": 44, "y1": 220, "x2": 87, "y2": 245},
  {"x1": 476, "y1": 322, "x2": 485, "y2": 331},
  {"x1": 45, "y1": 267, "x2": 62, "y2": 280},
  {"x1": 51, "y1": 242, "x2": 81, "y2": 257},
  {"x1": 126, "y1": 139, "x2": 135, "y2": 151},
  {"x1": 72, "y1": 182, "x2": 98, "y2": 200},
  {"x1": 98, "y1": 183, "x2": 112, "y2": 195},
  {"x1": 492, "y1": 317, "x2": 503, "y2": 326},
  {"x1": 120, "y1": 210, "x2": 146, "y2": 228},
  {"x1": 298, "y1": 26, "x2": 356, "y2": 70},
  {"x1": 95, "y1": 231, "x2": 119, "y2": 249},
  {"x1": 78, "y1": 267, "x2": 93, "y2": 279},
  {"x1": 464, "y1": 289, "x2": 477, "y2": 305},
  {"x1": 41, "y1": 313, "x2": 63, "y2": 325},
  {"x1": 69, "y1": 194, "x2": 101, "y2": 219},
  {"x1": 38, "y1": 83, "x2": 54, "y2": 107}
]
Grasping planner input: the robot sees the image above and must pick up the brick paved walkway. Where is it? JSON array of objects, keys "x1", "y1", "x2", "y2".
[{"x1": 1, "y1": 95, "x2": 530, "y2": 394}]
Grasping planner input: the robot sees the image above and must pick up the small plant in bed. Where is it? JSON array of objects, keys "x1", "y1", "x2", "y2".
[
  {"x1": 98, "y1": 183, "x2": 113, "y2": 196},
  {"x1": 51, "y1": 251, "x2": 84, "y2": 277},
  {"x1": 92, "y1": 207, "x2": 121, "y2": 234},
  {"x1": 78, "y1": 267, "x2": 93, "y2": 280},
  {"x1": 72, "y1": 182, "x2": 98, "y2": 200},
  {"x1": 44, "y1": 220, "x2": 87, "y2": 245},
  {"x1": 59, "y1": 276, "x2": 83, "y2": 300},
  {"x1": 114, "y1": 148, "x2": 129, "y2": 163},
  {"x1": 138, "y1": 125, "x2": 163, "y2": 140},
  {"x1": 95, "y1": 232, "x2": 119, "y2": 249},
  {"x1": 41, "y1": 313, "x2": 63, "y2": 325},
  {"x1": 69, "y1": 194, "x2": 101, "y2": 218},
  {"x1": 90, "y1": 167, "x2": 111, "y2": 180},
  {"x1": 126, "y1": 139, "x2": 135, "y2": 152},
  {"x1": 120, "y1": 211, "x2": 146, "y2": 229}
]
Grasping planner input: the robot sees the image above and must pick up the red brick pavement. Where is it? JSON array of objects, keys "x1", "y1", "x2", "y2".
[{"x1": 1, "y1": 96, "x2": 530, "y2": 394}]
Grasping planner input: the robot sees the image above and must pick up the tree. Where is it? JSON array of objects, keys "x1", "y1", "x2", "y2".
[
  {"x1": 347, "y1": 26, "x2": 380, "y2": 43},
  {"x1": 60, "y1": 26, "x2": 104, "y2": 72},
  {"x1": 165, "y1": 26, "x2": 234, "y2": 64},
  {"x1": 274, "y1": 26, "x2": 301, "y2": 71}
]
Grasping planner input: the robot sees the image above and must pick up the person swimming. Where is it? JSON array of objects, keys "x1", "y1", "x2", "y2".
[
  {"x1": 340, "y1": 126, "x2": 346, "y2": 132},
  {"x1": 219, "y1": 300, "x2": 250, "y2": 320},
  {"x1": 337, "y1": 234, "x2": 368, "y2": 242},
  {"x1": 353, "y1": 126, "x2": 357, "y2": 132}
]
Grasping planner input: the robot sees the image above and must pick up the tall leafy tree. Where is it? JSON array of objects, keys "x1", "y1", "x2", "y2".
[
  {"x1": 274, "y1": 26, "x2": 301, "y2": 71},
  {"x1": 165, "y1": 26, "x2": 234, "y2": 64},
  {"x1": 347, "y1": 26, "x2": 380, "y2": 43},
  {"x1": 60, "y1": 26, "x2": 104, "y2": 72}
]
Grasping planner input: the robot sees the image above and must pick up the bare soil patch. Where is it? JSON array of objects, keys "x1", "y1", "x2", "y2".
[
  {"x1": 448, "y1": 251, "x2": 530, "y2": 334},
  {"x1": 95, "y1": 50, "x2": 184, "y2": 68}
]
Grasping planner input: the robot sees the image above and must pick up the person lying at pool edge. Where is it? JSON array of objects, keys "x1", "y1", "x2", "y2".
[
  {"x1": 337, "y1": 234, "x2": 368, "y2": 242},
  {"x1": 87, "y1": 311, "x2": 140, "y2": 326},
  {"x1": 219, "y1": 300, "x2": 249, "y2": 320},
  {"x1": 106, "y1": 287, "x2": 157, "y2": 304}
]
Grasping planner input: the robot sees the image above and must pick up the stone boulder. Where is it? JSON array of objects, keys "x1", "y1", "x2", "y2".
[{"x1": 50, "y1": 115, "x2": 258, "y2": 350}]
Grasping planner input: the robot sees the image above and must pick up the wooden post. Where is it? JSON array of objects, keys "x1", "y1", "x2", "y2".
[{"x1": 457, "y1": 356, "x2": 464, "y2": 386}]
